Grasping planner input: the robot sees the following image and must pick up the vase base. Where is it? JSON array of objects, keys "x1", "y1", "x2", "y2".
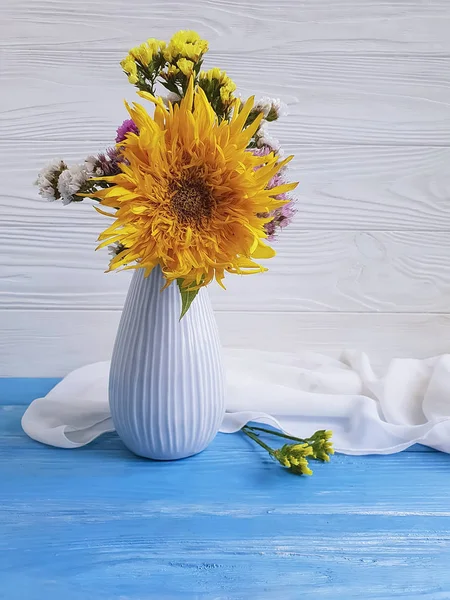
[
  {"x1": 132, "y1": 449, "x2": 205, "y2": 461},
  {"x1": 120, "y1": 437, "x2": 215, "y2": 461}
]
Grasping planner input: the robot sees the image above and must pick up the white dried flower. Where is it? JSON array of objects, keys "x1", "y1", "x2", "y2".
[
  {"x1": 85, "y1": 155, "x2": 104, "y2": 177},
  {"x1": 269, "y1": 98, "x2": 288, "y2": 119},
  {"x1": 255, "y1": 123, "x2": 281, "y2": 153},
  {"x1": 254, "y1": 97, "x2": 288, "y2": 121},
  {"x1": 108, "y1": 242, "x2": 126, "y2": 258},
  {"x1": 37, "y1": 176, "x2": 57, "y2": 201},
  {"x1": 57, "y1": 164, "x2": 90, "y2": 205},
  {"x1": 254, "y1": 96, "x2": 273, "y2": 118},
  {"x1": 36, "y1": 159, "x2": 67, "y2": 201}
]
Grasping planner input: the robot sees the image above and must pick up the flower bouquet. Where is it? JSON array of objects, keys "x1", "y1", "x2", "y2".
[{"x1": 36, "y1": 31, "x2": 333, "y2": 472}]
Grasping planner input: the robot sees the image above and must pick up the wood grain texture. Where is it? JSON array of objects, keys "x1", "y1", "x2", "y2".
[
  {"x1": 1, "y1": 310, "x2": 450, "y2": 377},
  {"x1": 2, "y1": 49, "x2": 450, "y2": 145},
  {"x1": 2, "y1": 0, "x2": 450, "y2": 375},
  {"x1": 1, "y1": 404, "x2": 450, "y2": 600},
  {"x1": 2, "y1": 0, "x2": 450, "y2": 53},
  {"x1": 3, "y1": 224, "x2": 450, "y2": 313}
]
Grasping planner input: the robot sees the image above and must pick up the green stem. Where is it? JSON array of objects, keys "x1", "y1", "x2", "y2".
[
  {"x1": 242, "y1": 427, "x2": 275, "y2": 456},
  {"x1": 246, "y1": 425, "x2": 308, "y2": 445}
]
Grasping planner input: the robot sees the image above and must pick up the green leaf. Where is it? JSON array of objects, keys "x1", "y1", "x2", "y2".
[
  {"x1": 194, "y1": 59, "x2": 203, "y2": 76},
  {"x1": 161, "y1": 79, "x2": 181, "y2": 95},
  {"x1": 177, "y1": 279, "x2": 200, "y2": 320}
]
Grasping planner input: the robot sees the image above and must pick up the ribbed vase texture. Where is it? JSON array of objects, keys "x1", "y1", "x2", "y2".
[{"x1": 109, "y1": 267, "x2": 226, "y2": 460}]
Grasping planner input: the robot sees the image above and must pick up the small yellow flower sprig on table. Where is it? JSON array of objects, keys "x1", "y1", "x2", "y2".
[{"x1": 242, "y1": 425, "x2": 334, "y2": 476}]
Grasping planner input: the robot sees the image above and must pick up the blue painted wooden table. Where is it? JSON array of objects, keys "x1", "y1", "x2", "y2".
[{"x1": 1, "y1": 380, "x2": 450, "y2": 600}]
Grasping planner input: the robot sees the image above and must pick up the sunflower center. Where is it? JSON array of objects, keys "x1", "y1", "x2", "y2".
[{"x1": 170, "y1": 178, "x2": 214, "y2": 225}]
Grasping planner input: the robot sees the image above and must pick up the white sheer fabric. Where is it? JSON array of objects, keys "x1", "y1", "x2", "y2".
[{"x1": 21, "y1": 349, "x2": 450, "y2": 454}]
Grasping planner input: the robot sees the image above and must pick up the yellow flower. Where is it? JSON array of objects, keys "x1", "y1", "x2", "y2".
[
  {"x1": 220, "y1": 80, "x2": 237, "y2": 103},
  {"x1": 177, "y1": 58, "x2": 195, "y2": 77},
  {"x1": 95, "y1": 79, "x2": 297, "y2": 288},
  {"x1": 164, "y1": 30, "x2": 208, "y2": 63},
  {"x1": 129, "y1": 38, "x2": 165, "y2": 67},
  {"x1": 199, "y1": 68, "x2": 227, "y2": 84},
  {"x1": 120, "y1": 55, "x2": 138, "y2": 84},
  {"x1": 160, "y1": 64, "x2": 180, "y2": 83},
  {"x1": 199, "y1": 68, "x2": 237, "y2": 108},
  {"x1": 199, "y1": 67, "x2": 221, "y2": 82},
  {"x1": 273, "y1": 443, "x2": 314, "y2": 476},
  {"x1": 308, "y1": 430, "x2": 335, "y2": 462}
]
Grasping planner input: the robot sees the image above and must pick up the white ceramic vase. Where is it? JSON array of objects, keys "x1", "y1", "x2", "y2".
[{"x1": 109, "y1": 267, "x2": 225, "y2": 460}]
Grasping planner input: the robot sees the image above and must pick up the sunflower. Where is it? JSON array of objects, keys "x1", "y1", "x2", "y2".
[{"x1": 95, "y1": 79, "x2": 297, "y2": 290}]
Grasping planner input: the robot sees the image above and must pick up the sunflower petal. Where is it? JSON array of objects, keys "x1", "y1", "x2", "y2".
[{"x1": 251, "y1": 241, "x2": 276, "y2": 259}]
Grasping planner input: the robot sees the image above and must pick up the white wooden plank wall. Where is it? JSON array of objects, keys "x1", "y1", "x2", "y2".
[{"x1": 1, "y1": 0, "x2": 450, "y2": 376}]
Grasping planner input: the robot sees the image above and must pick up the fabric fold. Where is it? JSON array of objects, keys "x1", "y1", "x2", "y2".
[{"x1": 21, "y1": 349, "x2": 450, "y2": 454}]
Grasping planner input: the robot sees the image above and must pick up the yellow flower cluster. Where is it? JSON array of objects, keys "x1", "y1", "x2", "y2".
[
  {"x1": 120, "y1": 38, "x2": 165, "y2": 84},
  {"x1": 177, "y1": 57, "x2": 195, "y2": 77},
  {"x1": 120, "y1": 31, "x2": 235, "y2": 120},
  {"x1": 273, "y1": 443, "x2": 314, "y2": 476},
  {"x1": 121, "y1": 55, "x2": 138, "y2": 84},
  {"x1": 242, "y1": 425, "x2": 333, "y2": 476},
  {"x1": 199, "y1": 68, "x2": 236, "y2": 106},
  {"x1": 163, "y1": 30, "x2": 208, "y2": 63},
  {"x1": 159, "y1": 31, "x2": 209, "y2": 82},
  {"x1": 165, "y1": 65, "x2": 179, "y2": 78},
  {"x1": 273, "y1": 431, "x2": 334, "y2": 475},
  {"x1": 310, "y1": 430, "x2": 335, "y2": 462},
  {"x1": 129, "y1": 38, "x2": 165, "y2": 66}
]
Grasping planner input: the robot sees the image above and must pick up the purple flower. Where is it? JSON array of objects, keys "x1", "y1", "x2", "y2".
[
  {"x1": 251, "y1": 145, "x2": 272, "y2": 158},
  {"x1": 97, "y1": 147, "x2": 123, "y2": 176},
  {"x1": 86, "y1": 147, "x2": 123, "y2": 177},
  {"x1": 264, "y1": 201, "x2": 296, "y2": 240},
  {"x1": 265, "y1": 170, "x2": 296, "y2": 239},
  {"x1": 115, "y1": 119, "x2": 139, "y2": 143},
  {"x1": 250, "y1": 148, "x2": 296, "y2": 239}
]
